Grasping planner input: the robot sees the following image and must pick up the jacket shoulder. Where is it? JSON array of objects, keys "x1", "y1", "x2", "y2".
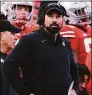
[
  {"x1": 62, "y1": 37, "x2": 70, "y2": 45},
  {"x1": 25, "y1": 27, "x2": 42, "y2": 38}
]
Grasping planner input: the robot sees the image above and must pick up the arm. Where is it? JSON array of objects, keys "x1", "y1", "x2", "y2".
[
  {"x1": 3, "y1": 35, "x2": 32, "y2": 95},
  {"x1": 67, "y1": 40, "x2": 80, "y2": 94},
  {"x1": 62, "y1": 38, "x2": 79, "y2": 94}
]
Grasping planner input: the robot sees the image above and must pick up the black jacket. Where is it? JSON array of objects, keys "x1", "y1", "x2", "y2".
[
  {"x1": 3, "y1": 27, "x2": 79, "y2": 95},
  {"x1": 0, "y1": 52, "x2": 10, "y2": 95}
]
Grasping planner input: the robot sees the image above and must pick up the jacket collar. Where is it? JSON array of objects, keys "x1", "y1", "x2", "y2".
[{"x1": 40, "y1": 26, "x2": 61, "y2": 44}]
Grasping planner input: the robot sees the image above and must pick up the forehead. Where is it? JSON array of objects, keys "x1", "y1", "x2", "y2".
[
  {"x1": 2, "y1": 31, "x2": 15, "y2": 35},
  {"x1": 15, "y1": 5, "x2": 30, "y2": 9}
]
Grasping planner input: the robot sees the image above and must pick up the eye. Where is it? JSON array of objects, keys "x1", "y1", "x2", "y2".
[
  {"x1": 46, "y1": 13, "x2": 53, "y2": 17},
  {"x1": 46, "y1": 12, "x2": 53, "y2": 17},
  {"x1": 56, "y1": 15, "x2": 62, "y2": 18},
  {"x1": 10, "y1": 32, "x2": 15, "y2": 35}
]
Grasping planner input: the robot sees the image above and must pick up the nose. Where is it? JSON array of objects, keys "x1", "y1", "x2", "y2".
[
  {"x1": 20, "y1": 8, "x2": 27, "y2": 14},
  {"x1": 52, "y1": 17, "x2": 57, "y2": 22}
]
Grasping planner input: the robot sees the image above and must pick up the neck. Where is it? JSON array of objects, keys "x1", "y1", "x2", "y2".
[
  {"x1": 44, "y1": 27, "x2": 59, "y2": 42},
  {"x1": 0, "y1": 44, "x2": 10, "y2": 54},
  {"x1": 15, "y1": 21, "x2": 25, "y2": 29}
]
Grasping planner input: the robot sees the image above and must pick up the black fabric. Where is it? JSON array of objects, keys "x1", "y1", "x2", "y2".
[
  {"x1": 78, "y1": 88, "x2": 89, "y2": 95},
  {"x1": 3, "y1": 27, "x2": 79, "y2": 95},
  {"x1": 0, "y1": 52, "x2": 19, "y2": 95},
  {"x1": 0, "y1": 12, "x2": 7, "y2": 20},
  {"x1": 0, "y1": 20, "x2": 21, "y2": 33},
  {"x1": 44, "y1": 3, "x2": 68, "y2": 16},
  {"x1": 0, "y1": 52, "x2": 10, "y2": 95}
]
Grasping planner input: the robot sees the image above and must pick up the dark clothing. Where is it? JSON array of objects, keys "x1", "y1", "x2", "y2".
[
  {"x1": 0, "y1": 52, "x2": 10, "y2": 95},
  {"x1": 79, "y1": 88, "x2": 89, "y2": 95},
  {"x1": 0, "y1": 52, "x2": 18, "y2": 95},
  {"x1": 4, "y1": 27, "x2": 79, "y2": 95}
]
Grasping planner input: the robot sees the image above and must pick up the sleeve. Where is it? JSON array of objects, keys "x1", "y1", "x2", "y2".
[
  {"x1": 3, "y1": 35, "x2": 32, "y2": 95},
  {"x1": 64, "y1": 38, "x2": 80, "y2": 94}
]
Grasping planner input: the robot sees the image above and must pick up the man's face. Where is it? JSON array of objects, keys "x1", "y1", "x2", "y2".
[
  {"x1": 1, "y1": 31, "x2": 19, "y2": 49},
  {"x1": 44, "y1": 10, "x2": 63, "y2": 34},
  {"x1": 15, "y1": 5, "x2": 30, "y2": 25}
]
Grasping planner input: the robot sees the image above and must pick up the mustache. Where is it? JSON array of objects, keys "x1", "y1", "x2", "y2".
[
  {"x1": 19, "y1": 18, "x2": 28, "y2": 20},
  {"x1": 50, "y1": 22, "x2": 59, "y2": 27}
]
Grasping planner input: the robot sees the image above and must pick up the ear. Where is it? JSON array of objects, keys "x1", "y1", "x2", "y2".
[
  {"x1": 0, "y1": 32, "x2": 3, "y2": 37},
  {"x1": 0, "y1": 32, "x2": 4, "y2": 41},
  {"x1": 0, "y1": 32, "x2": 1, "y2": 38},
  {"x1": 0, "y1": 32, "x2": 6, "y2": 40}
]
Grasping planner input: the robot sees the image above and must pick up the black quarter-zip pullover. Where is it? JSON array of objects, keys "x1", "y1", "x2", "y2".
[{"x1": 3, "y1": 27, "x2": 79, "y2": 95}]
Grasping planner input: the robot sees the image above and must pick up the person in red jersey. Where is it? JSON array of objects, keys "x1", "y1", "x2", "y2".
[
  {"x1": 60, "y1": 24, "x2": 88, "y2": 64},
  {"x1": 9, "y1": 2, "x2": 39, "y2": 39}
]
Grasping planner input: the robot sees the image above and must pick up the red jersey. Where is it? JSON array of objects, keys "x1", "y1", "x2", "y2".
[
  {"x1": 81, "y1": 22, "x2": 92, "y2": 35},
  {"x1": 10, "y1": 20, "x2": 39, "y2": 38},
  {"x1": 60, "y1": 25, "x2": 88, "y2": 64},
  {"x1": 86, "y1": 79, "x2": 92, "y2": 95},
  {"x1": 86, "y1": 25, "x2": 92, "y2": 36},
  {"x1": 83, "y1": 25, "x2": 92, "y2": 64}
]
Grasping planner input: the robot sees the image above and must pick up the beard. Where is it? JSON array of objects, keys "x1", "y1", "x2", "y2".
[{"x1": 45, "y1": 22, "x2": 60, "y2": 34}]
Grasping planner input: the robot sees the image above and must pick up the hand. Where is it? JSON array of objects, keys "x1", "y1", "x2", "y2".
[
  {"x1": 68, "y1": 81, "x2": 77, "y2": 95},
  {"x1": 68, "y1": 89, "x2": 77, "y2": 95}
]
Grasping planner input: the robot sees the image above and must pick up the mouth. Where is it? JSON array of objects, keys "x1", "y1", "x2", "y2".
[
  {"x1": 51, "y1": 24, "x2": 59, "y2": 27},
  {"x1": 18, "y1": 16, "x2": 28, "y2": 21},
  {"x1": 51, "y1": 25, "x2": 59, "y2": 29},
  {"x1": 51, "y1": 25, "x2": 58, "y2": 27},
  {"x1": 16, "y1": 19, "x2": 27, "y2": 24}
]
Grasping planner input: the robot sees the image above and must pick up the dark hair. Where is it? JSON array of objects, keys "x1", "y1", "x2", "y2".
[
  {"x1": 0, "y1": 20, "x2": 21, "y2": 33},
  {"x1": 77, "y1": 63, "x2": 91, "y2": 82}
]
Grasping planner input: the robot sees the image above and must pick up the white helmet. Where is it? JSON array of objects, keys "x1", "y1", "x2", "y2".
[
  {"x1": 68, "y1": 2, "x2": 91, "y2": 20},
  {"x1": 61, "y1": 2, "x2": 92, "y2": 24},
  {"x1": 1, "y1": 2, "x2": 33, "y2": 20},
  {"x1": 12, "y1": 2, "x2": 33, "y2": 13}
]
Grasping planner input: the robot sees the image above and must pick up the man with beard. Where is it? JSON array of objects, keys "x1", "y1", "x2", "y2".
[{"x1": 3, "y1": 2, "x2": 79, "y2": 95}]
